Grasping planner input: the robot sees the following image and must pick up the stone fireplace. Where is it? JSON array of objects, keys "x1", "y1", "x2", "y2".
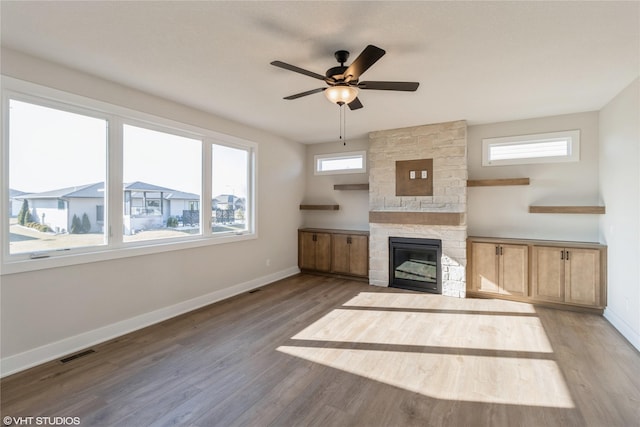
[{"x1": 368, "y1": 121, "x2": 467, "y2": 297}]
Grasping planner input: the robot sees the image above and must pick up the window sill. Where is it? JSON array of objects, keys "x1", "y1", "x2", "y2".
[{"x1": 1, "y1": 232, "x2": 257, "y2": 275}]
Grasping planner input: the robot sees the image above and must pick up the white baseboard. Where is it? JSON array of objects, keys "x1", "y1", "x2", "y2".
[
  {"x1": 604, "y1": 308, "x2": 640, "y2": 352},
  {"x1": 1, "y1": 266, "x2": 300, "y2": 378}
]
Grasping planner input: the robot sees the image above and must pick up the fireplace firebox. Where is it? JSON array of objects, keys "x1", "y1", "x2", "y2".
[{"x1": 389, "y1": 237, "x2": 442, "y2": 294}]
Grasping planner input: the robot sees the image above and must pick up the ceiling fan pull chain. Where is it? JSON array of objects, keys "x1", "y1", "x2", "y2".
[
  {"x1": 343, "y1": 105, "x2": 347, "y2": 146},
  {"x1": 338, "y1": 105, "x2": 342, "y2": 143}
]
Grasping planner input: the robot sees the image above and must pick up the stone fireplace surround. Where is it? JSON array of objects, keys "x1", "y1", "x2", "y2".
[{"x1": 368, "y1": 121, "x2": 467, "y2": 298}]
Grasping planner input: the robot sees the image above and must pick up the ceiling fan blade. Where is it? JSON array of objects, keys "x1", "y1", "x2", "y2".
[
  {"x1": 344, "y1": 45, "x2": 386, "y2": 81},
  {"x1": 283, "y1": 87, "x2": 326, "y2": 100},
  {"x1": 271, "y1": 61, "x2": 327, "y2": 81},
  {"x1": 348, "y1": 97, "x2": 363, "y2": 110},
  {"x1": 358, "y1": 81, "x2": 419, "y2": 91}
]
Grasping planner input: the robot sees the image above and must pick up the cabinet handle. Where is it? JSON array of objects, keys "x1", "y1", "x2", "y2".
[
  {"x1": 561, "y1": 250, "x2": 564, "y2": 260},
  {"x1": 496, "y1": 245, "x2": 499, "y2": 256},
  {"x1": 312, "y1": 234, "x2": 317, "y2": 242},
  {"x1": 499, "y1": 246, "x2": 503, "y2": 256},
  {"x1": 347, "y1": 236, "x2": 352, "y2": 244},
  {"x1": 565, "y1": 250, "x2": 570, "y2": 261}
]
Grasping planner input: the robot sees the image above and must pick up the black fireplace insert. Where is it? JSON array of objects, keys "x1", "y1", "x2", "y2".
[{"x1": 389, "y1": 237, "x2": 442, "y2": 294}]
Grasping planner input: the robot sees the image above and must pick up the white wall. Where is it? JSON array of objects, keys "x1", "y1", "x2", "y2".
[
  {"x1": 302, "y1": 138, "x2": 370, "y2": 231},
  {"x1": 599, "y1": 78, "x2": 640, "y2": 350},
  {"x1": 0, "y1": 49, "x2": 305, "y2": 375},
  {"x1": 467, "y1": 112, "x2": 601, "y2": 242}
]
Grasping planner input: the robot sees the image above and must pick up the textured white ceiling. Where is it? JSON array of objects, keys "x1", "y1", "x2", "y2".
[{"x1": 1, "y1": 1, "x2": 638, "y2": 144}]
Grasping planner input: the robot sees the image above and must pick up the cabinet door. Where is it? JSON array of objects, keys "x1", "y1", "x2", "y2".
[
  {"x1": 500, "y1": 244, "x2": 528, "y2": 296},
  {"x1": 315, "y1": 233, "x2": 332, "y2": 272},
  {"x1": 299, "y1": 231, "x2": 331, "y2": 272},
  {"x1": 331, "y1": 235, "x2": 368, "y2": 277},
  {"x1": 349, "y1": 235, "x2": 369, "y2": 277},
  {"x1": 331, "y1": 234, "x2": 351, "y2": 274},
  {"x1": 531, "y1": 246, "x2": 565, "y2": 302},
  {"x1": 299, "y1": 232, "x2": 317, "y2": 270},
  {"x1": 471, "y1": 242, "x2": 500, "y2": 293},
  {"x1": 565, "y1": 248, "x2": 601, "y2": 306}
]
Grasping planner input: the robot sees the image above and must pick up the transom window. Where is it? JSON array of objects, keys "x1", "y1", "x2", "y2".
[
  {"x1": 315, "y1": 151, "x2": 367, "y2": 175},
  {"x1": 482, "y1": 130, "x2": 580, "y2": 166}
]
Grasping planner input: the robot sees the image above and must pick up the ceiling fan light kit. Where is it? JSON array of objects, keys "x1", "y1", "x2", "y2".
[
  {"x1": 325, "y1": 85, "x2": 359, "y2": 105},
  {"x1": 271, "y1": 44, "x2": 419, "y2": 110}
]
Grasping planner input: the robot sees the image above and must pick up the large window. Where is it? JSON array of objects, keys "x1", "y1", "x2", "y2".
[
  {"x1": 212, "y1": 144, "x2": 249, "y2": 234},
  {"x1": 2, "y1": 79, "x2": 256, "y2": 273},
  {"x1": 123, "y1": 124, "x2": 202, "y2": 243},
  {"x1": 7, "y1": 99, "x2": 107, "y2": 255}
]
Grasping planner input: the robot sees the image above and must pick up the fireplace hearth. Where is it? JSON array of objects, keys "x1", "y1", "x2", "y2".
[{"x1": 389, "y1": 237, "x2": 442, "y2": 294}]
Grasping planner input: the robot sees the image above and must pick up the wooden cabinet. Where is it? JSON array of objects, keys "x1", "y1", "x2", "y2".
[
  {"x1": 298, "y1": 228, "x2": 369, "y2": 279},
  {"x1": 470, "y1": 242, "x2": 528, "y2": 296},
  {"x1": 332, "y1": 234, "x2": 368, "y2": 277},
  {"x1": 468, "y1": 237, "x2": 606, "y2": 312},
  {"x1": 532, "y1": 246, "x2": 602, "y2": 307},
  {"x1": 298, "y1": 231, "x2": 331, "y2": 272}
]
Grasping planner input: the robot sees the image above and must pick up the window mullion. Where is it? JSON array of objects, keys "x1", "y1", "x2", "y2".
[
  {"x1": 202, "y1": 140, "x2": 213, "y2": 237},
  {"x1": 108, "y1": 117, "x2": 124, "y2": 247}
]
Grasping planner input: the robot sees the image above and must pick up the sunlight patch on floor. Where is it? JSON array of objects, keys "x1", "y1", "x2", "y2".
[
  {"x1": 280, "y1": 291, "x2": 573, "y2": 408},
  {"x1": 277, "y1": 345, "x2": 574, "y2": 408},
  {"x1": 291, "y1": 308, "x2": 553, "y2": 353},
  {"x1": 342, "y1": 292, "x2": 537, "y2": 314}
]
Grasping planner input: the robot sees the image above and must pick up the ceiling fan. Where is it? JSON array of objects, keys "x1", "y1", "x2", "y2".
[{"x1": 270, "y1": 45, "x2": 419, "y2": 110}]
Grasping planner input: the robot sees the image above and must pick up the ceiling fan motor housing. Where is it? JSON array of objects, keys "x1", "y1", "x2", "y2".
[
  {"x1": 326, "y1": 65, "x2": 349, "y2": 82},
  {"x1": 327, "y1": 50, "x2": 353, "y2": 82}
]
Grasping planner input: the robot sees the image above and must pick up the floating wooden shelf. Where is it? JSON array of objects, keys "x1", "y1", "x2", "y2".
[
  {"x1": 529, "y1": 206, "x2": 606, "y2": 214},
  {"x1": 467, "y1": 178, "x2": 530, "y2": 187},
  {"x1": 300, "y1": 204, "x2": 340, "y2": 211},
  {"x1": 333, "y1": 184, "x2": 369, "y2": 191}
]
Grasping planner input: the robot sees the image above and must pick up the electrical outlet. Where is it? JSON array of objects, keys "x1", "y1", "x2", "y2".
[
  {"x1": 409, "y1": 171, "x2": 416, "y2": 179},
  {"x1": 421, "y1": 170, "x2": 427, "y2": 179}
]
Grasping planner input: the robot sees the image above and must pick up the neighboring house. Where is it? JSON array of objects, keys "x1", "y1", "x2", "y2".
[
  {"x1": 8, "y1": 189, "x2": 27, "y2": 217},
  {"x1": 123, "y1": 181, "x2": 199, "y2": 234},
  {"x1": 16, "y1": 182, "x2": 202, "y2": 235},
  {"x1": 212, "y1": 194, "x2": 245, "y2": 211},
  {"x1": 17, "y1": 183, "x2": 105, "y2": 233},
  {"x1": 212, "y1": 194, "x2": 246, "y2": 224}
]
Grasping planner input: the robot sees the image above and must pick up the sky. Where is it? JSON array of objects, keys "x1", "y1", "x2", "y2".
[{"x1": 8, "y1": 99, "x2": 247, "y2": 198}]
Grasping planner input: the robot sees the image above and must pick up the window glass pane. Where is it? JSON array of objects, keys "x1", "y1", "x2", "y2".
[
  {"x1": 8, "y1": 99, "x2": 107, "y2": 254},
  {"x1": 123, "y1": 125, "x2": 201, "y2": 242},
  {"x1": 212, "y1": 144, "x2": 248, "y2": 234},
  {"x1": 318, "y1": 156, "x2": 364, "y2": 172},
  {"x1": 314, "y1": 151, "x2": 366, "y2": 174},
  {"x1": 489, "y1": 139, "x2": 569, "y2": 161}
]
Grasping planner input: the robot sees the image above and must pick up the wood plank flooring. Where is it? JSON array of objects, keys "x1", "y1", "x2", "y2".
[{"x1": 2, "y1": 273, "x2": 639, "y2": 426}]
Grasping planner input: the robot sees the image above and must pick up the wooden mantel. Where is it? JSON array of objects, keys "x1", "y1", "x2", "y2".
[{"x1": 369, "y1": 211, "x2": 464, "y2": 226}]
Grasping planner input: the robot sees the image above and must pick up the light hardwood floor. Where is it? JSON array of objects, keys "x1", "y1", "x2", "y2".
[{"x1": 2, "y1": 274, "x2": 639, "y2": 426}]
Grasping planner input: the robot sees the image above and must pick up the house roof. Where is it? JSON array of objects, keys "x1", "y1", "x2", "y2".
[
  {"x1": 20, "y1": 182, "x2": 200, "y2": 201},
  {"x1": 124, "y1": 181, "x2": 174, "y2": 193},
  {"x1": 165, "y1": 190, "x2": 200, "y2": 200},
  {"x1": 9, "y1": 189, "x2": 26, "y2": 198},
  {"x1": 20, "y1": 183, "x2": 105, "y2": 199}
]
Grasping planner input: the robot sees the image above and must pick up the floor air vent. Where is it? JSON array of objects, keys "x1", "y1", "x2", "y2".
[{"x1": 60, "y1": 349, "x2": 96, "y2": 364}]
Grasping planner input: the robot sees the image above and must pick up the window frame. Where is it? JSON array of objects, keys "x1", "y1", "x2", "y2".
[
  {"x1": 314, "y1": 150, "x2": 367, "y2": 175},
  {"x1": 1, "y1": 77, "x2": 257, "y2": 275},
  {"x1": 482, "y1": 130, "x2": 580, "y2": 166}
]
